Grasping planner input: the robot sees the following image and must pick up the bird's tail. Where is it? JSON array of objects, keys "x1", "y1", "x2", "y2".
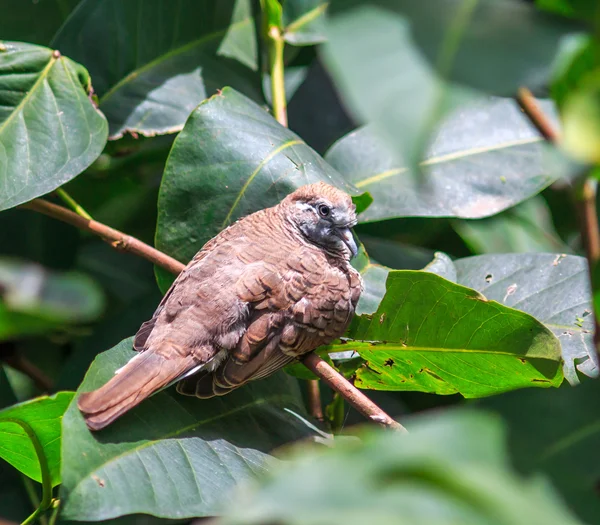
[{"x1": 78, "y1": 347, "x2": 196, "y2": 431}]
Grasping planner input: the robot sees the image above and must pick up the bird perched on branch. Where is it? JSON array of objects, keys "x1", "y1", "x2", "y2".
[{"x1": 78, "y1": 182, "x2": 362, "y2": 430}]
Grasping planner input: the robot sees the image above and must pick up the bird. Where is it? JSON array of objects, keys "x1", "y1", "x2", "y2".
[{"x1": 78, "y1": 182, "x2": 363, "y2": 431}]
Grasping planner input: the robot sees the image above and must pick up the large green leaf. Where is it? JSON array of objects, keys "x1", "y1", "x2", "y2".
[
  {"x1": 155, "y1": 87, "x2": 358, "y2": 292},
  {"x1": 223, "y1": 410, "x2": 582, "y2": 525},
  {"x1": 481, "y1": 379, "x2": 600, "y2": 524},
  {"x1": 53, "y1": 0, "x2": 261, "y2": 139},
  {"x1": 0, "y1": 392, "x2": 73, "y2": 487},
  {"x1": 335, "y1": 271, "x2": 563, "y2": 397},
  {"x1": 60, "y1": 337, "x2": 319, "y2": 521},
  {"x1": 0, "y1": 259, "x2": 104, "y2": 340},
  {"x1": 325, "y1": 98, "x2": 567, "y2": 221},
  {"x1": 0, "y1": 41, "x2": 108, "y2": 211},
  {"x1": 322, "y1": 0, "x2": 574, "y2": 166},
  {"x1": 453, "y1": 196, "x2": 569, "y2": 254},
  {"x1": 454, "y1": 253, "x2": 597, "y2": 385}
]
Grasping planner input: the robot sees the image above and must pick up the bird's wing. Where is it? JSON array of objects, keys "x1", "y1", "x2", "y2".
[
  {"x1": 78, "y1": 227, "x2": 252, "y2": 429},
  {"x1": 177, "y1": 246, "x2": 362, "y2": 398}
]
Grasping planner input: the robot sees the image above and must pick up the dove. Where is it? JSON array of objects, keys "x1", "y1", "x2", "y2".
[{"x1": 78, "y1": 182, "x2": 363, "y2": 430}]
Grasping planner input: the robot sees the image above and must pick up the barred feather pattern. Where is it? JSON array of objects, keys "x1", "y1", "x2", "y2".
[{"x1": 78, "y1": 182, "x2": 362, "y2": 430}]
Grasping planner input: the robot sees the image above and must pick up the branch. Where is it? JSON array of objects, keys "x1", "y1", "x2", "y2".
[
  {"x1": 4, "y1": 355, "x2": 54, "y2": 393},
  {"x1": 22, "y1": 199, "x2": 404, "y2": 430},
  {"x1": 306, "y1": 377, "x2": 324, "y2": 422},
  {"x1": 0, "y1": 342, "x2": 53, "y2": 392},
  {"x1": 516, "y1": 87, "x2": 559, "y2": 142},
  {"x1": 303, "y1": 353, "x2": 406, "y2": 432},
  {"x1": 21, "y1": 199, "x2": 185, "y2": 275},
  {"x1": 517, "y1": 87, "x2": 600, "y2": 358}
]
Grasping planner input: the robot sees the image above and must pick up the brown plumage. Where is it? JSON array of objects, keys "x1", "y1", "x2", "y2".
[{"x1": 78, "y1": 182, "x2": 363, "y2": 430}]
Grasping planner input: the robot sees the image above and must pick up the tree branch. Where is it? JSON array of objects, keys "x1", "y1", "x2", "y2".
[
  {"x1": 306, "y1": 377, "x2": 324, "y2": 422},
  {"x1": 517, "y1": 87, "x2": 600, "y2": 359},
  {"x1": 302, "y1": 353, "x2": 405, "y2": 431},
  {"x1": 516, "y1": 87, "x2": 559, "y2": 142},
  {"x1": 21, "y1": 199, "x2": 185, "y2": 275},
  {"x1": 0, "y1": 342, "x2": 54, "y2": 392},
  {"x1": 22, "y1": 198, "x2": 404, "y2": 430}
]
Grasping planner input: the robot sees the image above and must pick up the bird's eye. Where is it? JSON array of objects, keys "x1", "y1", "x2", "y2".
[{"x1": 318, "y1": 204, "x2": 331, "y2": 218}]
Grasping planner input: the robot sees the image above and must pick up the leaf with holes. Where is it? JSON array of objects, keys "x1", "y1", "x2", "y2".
[
  {"x1": 155, "y1": 87, "x2": 361, "y2": 292},
  {"x1": 332, "y1": 271, "x2": 563, "y2": 397},
  {"x1": 455, "y1": 253, "x2": 597, "y2": 384},
  {"x1": 325, "y1": 98, "x2": 569, "y2": 221},
  {"x1": 0, "y1": 41, "x2": 107, "y2": 211},
  {"x1": 53, "y1": 0, "x2": 261, "y2": 139},
  {"x1": 60, "y1": 337, "x2": 319, "y2": 521},
  {"x1": 0, "y1": 392, "x2": 74, "y2": 487}
]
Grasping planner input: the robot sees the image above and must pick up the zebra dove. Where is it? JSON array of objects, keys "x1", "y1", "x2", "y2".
[{"x1": 78, "y1": 182, "x2": 362, "y2": 430}]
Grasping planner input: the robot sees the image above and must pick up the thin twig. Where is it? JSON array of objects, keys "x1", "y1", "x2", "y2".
[
  {"x1": 306, "y1": 379, "x2": 324, "y2": 422},
  {"x1": 3, "y1": 354, "x2": 53, "y2": 392},
  {"x1": 21, "y1": 199, "x2": 185, "y2": 275},
  {"x1": 575, "y1": 178, "x2": 600, "y2": 353},
  {"x1": 54, "y1": 188, "x2": 93, "y2": 220},
  {"x1": 267, "y1": 26, "x2": 287, "y2": 127},
  {"x1": 303, "y1": 353, "x2": 406, "y2": 431},
  {"x1": 22, "y1": 199, "x2": 403, "y2": 429},
  {"x1": 516, "y1": 87, "x2": 559, "y2": 142},
  {"x1": 517, "y1": 87, "x2": 600, "y2": 359}
]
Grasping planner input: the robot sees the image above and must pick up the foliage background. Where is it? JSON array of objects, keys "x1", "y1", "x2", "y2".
[{"x1": 0, "y1": 0, "x2": 599, "y2": 524}]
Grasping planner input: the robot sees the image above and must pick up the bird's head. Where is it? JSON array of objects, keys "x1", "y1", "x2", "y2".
[{"x1": 282, "y1": 182, "x2": 358, "y2": 260}]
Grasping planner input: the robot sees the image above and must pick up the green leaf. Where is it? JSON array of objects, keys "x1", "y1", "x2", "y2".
[
  {"x1": 454, "y1": 253, "x2": 597, "y2": 385},
  {"x1": 0, "y1": 259, "x2": 104, "y2": 340},
  {"x1": 282, "y1": 1, "x2": 328, "y2": 46},
  {"x1": 453, "y1": 196, "x2": 569, "y2": 254},
  {"x1": 60, "y1": 337, "x2": 319, "y2": 521},
  {"x1": 322, "y1": 0, "x2": 574, "y2": 166},
  {"x1": 0, "y1": 41, "x2": 108, "y2": 212},
  {"x1": 0, "y1": 0, "x2": 82, "y2": 46},
  {"x1": 223, "y1": 410, "x2": 583, "y2": 525},
  {"x1": 325, "y1": 98, "x2": 568, "y2": 221},
  {"x1": 0, "y1": 392, "x2": 74, "y2": 487},
  {"x1": 53, "y1": 0, "x2": 261, "y2": 139},
  {"x1": 336, "y1": 271, "x2": 563, "y2": 397},
  {"x1": 155, "y1": 87, "x2": 358, "y2": 292},
  {"x1": 481, "y1": 380, "x2": 600, "y2": 525}
]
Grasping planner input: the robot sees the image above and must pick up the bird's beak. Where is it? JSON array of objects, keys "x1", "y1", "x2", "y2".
[{"x1": 337, "y1": 227, "x2": 358, "y2": 258}]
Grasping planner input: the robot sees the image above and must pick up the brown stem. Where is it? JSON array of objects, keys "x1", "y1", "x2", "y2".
[
  {"x1": 21, "y1": 199, "x2": 185, "y2": 275},
  {"x1": 576, "y1": 179, "x2": 600, "y2": 352},
  {"x1": 306, "y1": 379, "x2": 324, "y2": 422},
  {"x1": 302, "y1": 353, "x2": 406, "y2": 431},
  {"x1": 517, "y1": 87, "x2": 600, "y2": 359},
  {"x1": 516, "y1": 87, "x2": 560, "y2": 142},
  {"x1": 3, "y1": 354, "x2": 54, "y2": 392},
  {"x1": 22, "y1": 199, "x2": 404, "y2": 429}
]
